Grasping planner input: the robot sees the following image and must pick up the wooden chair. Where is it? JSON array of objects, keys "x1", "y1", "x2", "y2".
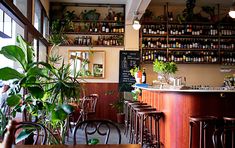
[
  {"x1": 2, "y1": 120, "x2": 59, "y2": 147},
  {"x1": 212, "y1": 126, "x2": 235, "y2": 148},
  {"x1": 69, "y1": 94, "x2": 98, "y2": 132},
  {"x1": 72, "y1": 119, "x2": 121, "y2": 144},
  {"x1": 79, "y1": 94, "x2": 98, "y2": 122}
]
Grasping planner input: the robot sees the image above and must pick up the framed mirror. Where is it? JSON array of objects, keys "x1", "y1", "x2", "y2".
[{"x1": 69, "y1": 50, "x2": 105, "y2": 79}]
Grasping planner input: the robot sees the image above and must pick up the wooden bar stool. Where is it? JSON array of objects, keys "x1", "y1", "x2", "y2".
[
  {"x1": 137, "y1": 110, "x2": 163, "y2": 147},
  {"x1": 124, "y1": 100, "x2": 141, "y2": 136},
  {"x1": 223, "y1": 116, "x2": 235, "y2": 148},
  {"x1": 132, "y1": 106, "x2": 156, "y2": 144},
  {"x1": 128, "y1": 103, "x2": 150, "y2": 143},
  {"x1": 189, "y1": 116, "x2": 217, "y2": 148}
]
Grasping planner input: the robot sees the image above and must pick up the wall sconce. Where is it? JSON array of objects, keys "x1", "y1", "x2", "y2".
[
  {"x1": 229, "y1": 1, "x2": 235, "y2": 18},
  {"x1": 132, "y1": 18, "x2": 141, "y2": 30}
]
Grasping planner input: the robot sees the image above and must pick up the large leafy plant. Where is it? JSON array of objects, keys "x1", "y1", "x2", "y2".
[
  {"x1": 153, "y1": 59, "x2": 178, "y2": 84},
  {"x1": 0, "y1": 35, "x2": 80, "y2": 144}
]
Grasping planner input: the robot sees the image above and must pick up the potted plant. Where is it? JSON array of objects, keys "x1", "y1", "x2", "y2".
[
  {"x1": 0, "y1": 35, "x2": 82, "y2": 144},
  {"x1": 111, "y1": 95, "x2": 125, "y2": 124},
  {"x1": 153, "y1": 59, "x2": 178, "y2": 84}
]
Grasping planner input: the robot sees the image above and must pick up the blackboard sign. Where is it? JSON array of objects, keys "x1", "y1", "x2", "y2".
[{"x1": 119, "y1": 50, "x2": 140, "y2": 92}]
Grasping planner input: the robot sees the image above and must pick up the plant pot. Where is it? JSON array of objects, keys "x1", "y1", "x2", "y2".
[{"x1": 116, "y1": 113, "x2": 125, "y2": 124}]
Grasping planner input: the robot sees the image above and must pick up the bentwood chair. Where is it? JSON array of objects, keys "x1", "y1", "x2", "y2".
[
  {"x1": 69, "y1": 94, "x2": 98, "y2": 132},
  {"x1": 79, "y1": 94, "x2": 99, "y2": 122},
  {"x1": 72, "y1": 119, "x2": 121, "y2": 145},
  {"x1": 212, "y1": 126, "x2": 235, "y2": 148},
  {"x1": 3, "y1": 120, "x2": 59, "y2": 146}
]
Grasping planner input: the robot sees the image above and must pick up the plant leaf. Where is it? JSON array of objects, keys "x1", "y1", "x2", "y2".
[
  {"x1": 51, "y1": 108, "x2": 67, "y2": 122},
  {"x1": 16, "y1": 35, "x2": 34, "y2": 65},
  {"x1": 6, "y1": 95, "x2": 21, "y2": 107},
  {"x1": 61, "y1": 104, "x2": 74, "y2": 114},
  {"x1": 28, "y1": 86, "x2": 44, "y2": 99},
  {"x1": 16, "y1": 129, "x2": 33, "y2": 144},
  {"x1": 0, "y1": 67, "x2": 24, "y2": 80},
  {"x1": 0, "y1": 45, "x2": 27, "y2": 70}
]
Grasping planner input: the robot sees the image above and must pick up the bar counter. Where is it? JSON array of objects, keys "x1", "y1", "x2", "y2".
[{"x1": 135, "y1": 85, "x2": 235, "y2": 148}]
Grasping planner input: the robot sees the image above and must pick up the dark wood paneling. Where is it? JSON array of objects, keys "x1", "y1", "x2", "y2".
[
  {"x1": 141, "y1": 90, "x2": 235, "y2": 148},
  {"x1": 82, "y1": 83, "x2": 119, "y2": 121}
]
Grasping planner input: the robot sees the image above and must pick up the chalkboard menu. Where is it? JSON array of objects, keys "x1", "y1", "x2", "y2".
[{"x1": 119, "y1": 51, "x2": 140, "y2": 92}]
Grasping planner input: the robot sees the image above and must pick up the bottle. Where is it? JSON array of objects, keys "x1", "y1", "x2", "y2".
[
  {"x1": 137, "y1": 68, "x2": 142, "y2": 84},
  {"x1": 142, "y1": 68, "x2": 146, "y2": 84}
]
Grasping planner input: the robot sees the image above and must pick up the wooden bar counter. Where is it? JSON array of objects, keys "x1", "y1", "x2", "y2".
[{"x1": 135, "y1": 85, "x2": 235, "y2": 148}]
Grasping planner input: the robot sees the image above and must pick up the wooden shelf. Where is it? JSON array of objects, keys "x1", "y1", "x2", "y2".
[
  {"x1": 65, "y1": 32, "x2": 124, "y2": 35},
  {"x1": 59, "y1": 45, "x2": 124, "y2": 47},
  {"x1": 70, "y1": 19, "x2": 125, "y2": 23},
  {"x1": 168, "y1": 34, "x2": 218, "y2": 38},
  {"x1": 142, "y1": 34, "x2": 167, "y2": 37},
  {"x1": 142, "y1": 47, "x2": 167, "y2": 50},
  {"x1": 168, "y1": 48, "x2": 218, "y2": 51}
]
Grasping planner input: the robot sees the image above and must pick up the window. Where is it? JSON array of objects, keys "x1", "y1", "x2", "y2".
[
  {"x1": 43, "y1": 15, "x2": 49, "y2": 39},
  {"x1": 39, "y1": 41, "x2": 47, "y2": 62},
  {"x1": 0, "y1": 18, "x2": 24, "y2": 69},
  {"x1": 34, "y1": 0, "x2": 42, "y2": 32},
  {"x1": 13, "y1": 0, "x2": 28, "y2": 17}
]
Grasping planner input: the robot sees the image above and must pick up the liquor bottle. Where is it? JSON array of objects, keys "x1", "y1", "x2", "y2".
[
  {"x1": 102, "y1": 23, "x2": 106, "y2": 32},
  {"x1": 105, "y1": 23, "x2": 110, "y2": 33},
  {"x1": 143, "y1": 25, "x2": 147, "y2": 34},
  {"x1": 94, "y1": 23, "x2": 98, "y2": 32},
  {"x1": 142, "y1": 68, "x2": 146, "y2": 84},
  {"x1": 89, "y1": 23, "x2": 93, "y2": 32}
]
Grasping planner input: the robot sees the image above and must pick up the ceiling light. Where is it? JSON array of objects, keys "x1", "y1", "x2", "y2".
[
  {"x1": 132, "y1": 18, "x2": 141, "y2": 30},
  {"x1": 229, "y1": 1, "x2": 235, "y2": 18}
]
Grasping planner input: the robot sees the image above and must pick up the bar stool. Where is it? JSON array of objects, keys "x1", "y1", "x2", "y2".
[
  {"x1": 223, "y1": 116, "x2": 235, "y2": 148},
  {"x1": 124, "y1": 100, "x2": 141, "y2": 136},
  {"x1": 128, "y1": 103, "x2": 151, "y2": 143},
  {"x1": 132, "y1": 106, "x2": 156, "y2": 144},
  {"x1": 137, "y1": 110, "x2": 163, "y2": 147},
  {"x1": 189, "y1": 116, "x2": 217, "y2": 148}
]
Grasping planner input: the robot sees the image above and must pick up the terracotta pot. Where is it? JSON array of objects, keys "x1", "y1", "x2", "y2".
[{"x1": 116, "y1": 113, "x2": 125, "y2": 124}]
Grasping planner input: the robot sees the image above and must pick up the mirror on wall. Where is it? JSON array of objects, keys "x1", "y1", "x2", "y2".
[{"x1": 69, "y1": 50, "x2": 105, "y2": 79}]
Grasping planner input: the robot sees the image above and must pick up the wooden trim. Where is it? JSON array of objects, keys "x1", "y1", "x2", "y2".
[{"x1": 27, "y1": 0, "x2": 32, "y2": 23}]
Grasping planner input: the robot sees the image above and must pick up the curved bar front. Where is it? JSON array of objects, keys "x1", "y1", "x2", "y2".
[{"x1": 135, "y1": 86, "x2": 235, "y2": 148}]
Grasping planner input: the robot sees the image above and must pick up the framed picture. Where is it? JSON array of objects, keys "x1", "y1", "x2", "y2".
[{"x1": 93, "y1": 64, "x2": 103, "y2": 77}]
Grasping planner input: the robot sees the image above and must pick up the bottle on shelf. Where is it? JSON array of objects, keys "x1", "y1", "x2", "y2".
[{"x1": 142, "y1": 68, "x2": 146, "y2": 84}]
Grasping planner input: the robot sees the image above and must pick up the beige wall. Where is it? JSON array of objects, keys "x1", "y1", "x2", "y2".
[
  {"x1": 51, "y1": 46, "x2": 124, "y2": 83},
  {"x1": 40, "y1": 0, "x2": 50, "y2": 16},
  {"x1": 50, "y1": 3, "x2": 234, "y2": 85},
  {"x1": 143, "y1": 64, "x2": 228, "y2": 87}
]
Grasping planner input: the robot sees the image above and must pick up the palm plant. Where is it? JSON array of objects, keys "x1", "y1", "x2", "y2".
[{"x1": 0, "y1": 35, "x2": 81, "y2": 144}]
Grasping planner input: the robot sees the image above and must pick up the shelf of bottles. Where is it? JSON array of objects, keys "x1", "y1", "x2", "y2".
[
  {"x1": 72, "y1": 35, "x2": 124, "y2": 46},
  {"x1": 140, "y1": 21, "x2": 235, "y2": 64}
]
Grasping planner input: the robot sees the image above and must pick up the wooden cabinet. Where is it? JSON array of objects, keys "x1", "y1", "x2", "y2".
[{"x1": 50, "y1": 3, "x2": 125, "y2": 47}]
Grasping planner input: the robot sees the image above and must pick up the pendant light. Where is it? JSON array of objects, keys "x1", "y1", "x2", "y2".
[
  {"x1": 229, "y1": 0, "x2": 235, "y2": 18},
  {"x1": 132, "y1": 11, "x2": 141, "y2": 30}
]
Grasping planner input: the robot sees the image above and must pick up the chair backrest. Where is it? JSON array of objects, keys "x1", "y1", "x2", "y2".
[
  {"x1": 212, "y1": 126, "x2": 235, "y2": 148},
  {"x1": 3, "y1": 120, "x2": 49, "y2": 145},
  {"x1": 73, "y1": 119, "x2": 121, "y2": 145},
  {"x1": 81, "y1": 94, "x2": 98, "y2": 114}
]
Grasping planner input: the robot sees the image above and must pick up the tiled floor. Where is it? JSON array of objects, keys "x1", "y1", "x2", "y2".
[{"x1": 66, "y1": 123, "x2": 129, "y2": 145}]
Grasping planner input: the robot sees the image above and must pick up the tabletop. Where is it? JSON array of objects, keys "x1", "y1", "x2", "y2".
[{"x1": 0, "y1": 144, "x2": 141, "y2": 148}]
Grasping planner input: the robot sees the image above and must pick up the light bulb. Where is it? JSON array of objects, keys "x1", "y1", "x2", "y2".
[
  {"x1": 229, "y1": 10, "x2": 235, "y2": 18},
  {"x1": 229, "y1": 2, "x2": 235, "y2": 18},
  {"x1": 132, "y1": 20, "x2": 141, "y2": 30}
]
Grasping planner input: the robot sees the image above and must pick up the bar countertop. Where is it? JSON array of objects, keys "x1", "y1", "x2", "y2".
[{"x1": 134, "y1": 84, "x2": 235, "y2": 93}]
